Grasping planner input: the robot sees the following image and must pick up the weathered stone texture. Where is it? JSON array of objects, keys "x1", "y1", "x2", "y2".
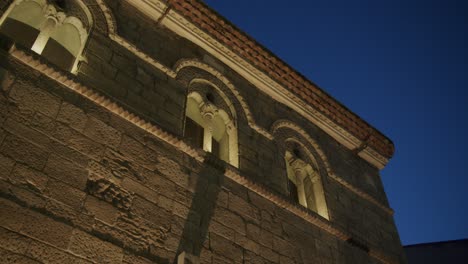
[{"x1": 0, "y1": 1, "x2": 406, "y2": 263}]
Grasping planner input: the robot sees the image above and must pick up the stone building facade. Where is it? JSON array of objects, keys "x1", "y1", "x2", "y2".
[{"x1": 0, "y1": 0, "x2": 406, "y2": 263}]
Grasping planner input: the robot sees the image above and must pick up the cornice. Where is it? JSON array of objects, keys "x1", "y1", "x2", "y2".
[
  {"x1": 91, "y1": 0, "x2": 393, "y2": 215},
  {"x1": 8, "y1": 46, "x2": 396, "y2": 264},
  {"x1": 119, "y1": 0, "x2": 390, "y2": 169}
]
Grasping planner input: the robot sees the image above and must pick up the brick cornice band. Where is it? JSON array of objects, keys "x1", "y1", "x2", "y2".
[
  {"x1": 95, "y1": 0, "x2": 392, "y2": 169},
  {"x1": 166, "y1": 0, "x2": 394, "y2": 159}
]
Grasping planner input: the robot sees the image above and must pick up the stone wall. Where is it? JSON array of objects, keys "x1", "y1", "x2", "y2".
[{"x1": 0, "y1": 0, "x2": 406, "y2": 263}]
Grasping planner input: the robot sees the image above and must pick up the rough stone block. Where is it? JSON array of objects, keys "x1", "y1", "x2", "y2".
[
  {"x1": 155, "y1": 155, "x2": 189, "y2": 188},
  {"x1": 0, "y1": 154, "x2": 15, "y2": 178},
  {"x1": 172, "y1": 200, "x2": 191, "y2": 219},
  {"x1": 47, "y1": 140, "x2": 90, "y2": 167},
  {"x1": 210, "y1": 233, "x2": 243, "y2": 262},
  {"x1": 9, "y1": 164, "x2": 48, "y2": 192},
  {"x1": 228, "y1": 193, "x2": 260, "y2": 224},
  {"x1": 0, "y1": 198, "x2": 28, "y2": 231},
  {"x1": 243, "y1": 250, "x2": 269, "y2": 264},
  {"x1": 44, "y1": 197, "x2": 95, "y2": 233},
  {"x1": 0, "y1": 248, "x2": 41, "y2": 264},
  {"x1": 259, "y1": 244, "x2": 280, "y2": 263},
  {"x1": 234, "y1": 234, "x2": 260, "y2": 255},
  {"x1": 87, "y1": 37, "x2": 113, "y2": 62},
  {"x1": 119, "y1": 135, "x2": 159, "y2": 171},
  {"x1": 57, "y1": 102, "x2": 88, "y2": 132},
  {"x1": 44, "y1": 154, "x2": 88, "y2": 190},
  {"x1": 0, "y1": 135, "x2": 49, "y2": 170},
  {"x1": 122, "y1": 253, "x2": 154, "y2": 264},
  {"x1": 116, "y1": 71, "x2": 142, "y2": 94},
  {"x1": 136, "y1": 66, "x2": 153, "y2": 87},
  {"x1": 98, "y1": 149, "x2": 143, "y2": 180},
  {"x1": 0, "y1": 180, "x2": 47, "y2": 209},
  {"x1": 83, "y1": 117, "x2": 121, "y2": 148},
  {"x1": 212, "y1": 207, "x2": 245, "y2": 235},
  {"x1": 111, "y1": 53, "x2": 136, "y2": 77},
  {"x1": 0, "y1": 227, "x2": 31, "y2": 255},
  {"x1": 21, "y1": 211, "x2": 74, "y2": 249},
  {"x1": 68, "y1": 229, "x2": 123, "y2": 264},
  {"x1": 121, "y1": 177, "x2": 157, "y2": 205},
  {"x1": 258, "y1": 229, "x2": 274, "y2": 248},
  {"x1": 245, "y1": 223, "x2": 261, "y2": 240},
  {"x1": 46, "y1": 179, "x2": 86, "y2": 209},
  {"x1": 130, "y1": 196, "x2": 173, "y2": 229},
  {"x1": 27, "y1": 112, "x2": 56, "y2": 136},
  {"x1": 114, "y1": 213, "x2": 170, "y2": 250},
  {"x1": 27, "y1": 240, "x2": 93, "y2": 264},
  {"x1": 9, "y1": 78, "x2": 61, "y2": 118},
  {"x1": 272, "y1": 237, "x2": 296, "y2": 258},
  {"x1": 83, "y1": 195, "x2": 118, "y2": 224},
  {"x1": 3, "y1": 116, "x2": 51, "y2": 148},
  {"x1": 0, "y1": 128, "x2": 5, "y2": 145},
  {"x1": 208, "y1": 220, "x2": 236, "y2": 240},
  {"x1": 279, "y1": 255, "x2": 295, "y2": 264},
  {"x1": 51, "y1": 123, "x2": 105, "y2": 160}
]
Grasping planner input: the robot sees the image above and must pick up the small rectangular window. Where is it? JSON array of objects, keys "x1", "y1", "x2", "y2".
[{"x1": 185, "y1": 117, "x2": 204, "y2": 149}]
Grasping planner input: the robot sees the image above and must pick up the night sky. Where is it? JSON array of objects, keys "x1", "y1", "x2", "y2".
[{"x1": 204, "y1": 0, "x2": 468, "y2": 245}]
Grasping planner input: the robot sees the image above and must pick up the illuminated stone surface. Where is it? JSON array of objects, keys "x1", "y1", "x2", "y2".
[{"x1": 0, "y1": 0, "x2": 406, "y2": 263}]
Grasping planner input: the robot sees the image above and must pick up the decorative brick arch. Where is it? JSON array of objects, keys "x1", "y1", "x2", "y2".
[
  {"x1": 271, "y1": 120, "x2": 333, "y2": 175},
  {"x1": 94, "y1": 0, "x2": 117, "y2": 35},
  {"x1": 188, "y1": 78, "x2": 237, "y2": 122},
  {"x1": 175, "y1": 59, "x2": 273, "y2": 140}
]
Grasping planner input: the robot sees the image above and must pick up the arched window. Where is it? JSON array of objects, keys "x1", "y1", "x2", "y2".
[
  {"x1": 271, "y1": 121, "x2": 331, "y2": 219},
  {"x1": 0, "y1": 0, "x2": 91, "y2": 72},
  {"x1": 184, "y1": 90, "x2": 239, "y2": 167},
  {"x1": 285, "y1": 146, "x2": 329, "y2": 219}
]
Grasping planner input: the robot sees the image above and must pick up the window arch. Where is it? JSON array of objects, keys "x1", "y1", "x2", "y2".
[
  {"x1": 271, "y1": 120, "x2": 330, "y2": 219},
  {"x1": 0, "y1": 0, "x2": 92, "y2": 73},
  {"x1": 284, "y1": 143, "x2": 328, "y2": 219},
  {"x1": 184, "y1": 86, "x2": 239, "y2": 168}
]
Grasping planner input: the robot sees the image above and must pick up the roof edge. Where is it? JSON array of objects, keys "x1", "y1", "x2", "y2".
[{"x1": 122, "y1": 0, "x2": 394, "y2": 168}]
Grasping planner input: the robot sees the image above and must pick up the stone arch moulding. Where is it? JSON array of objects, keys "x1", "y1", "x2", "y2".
[
  {"x1": 271, "y1": 120, "x2": 394, "y2": 215},
  {"x1": 188, "y1": 78, "x2": 238, "y2": 123},
  {"x1": 271, "y1": 120, "x2": 333, "y2": 175},
  {"x1": 175, "y1": 59, "x2": 274, "y2": 140},
  {"x1": 94, "y1": 0, "x2": 116, "y2": 35}
]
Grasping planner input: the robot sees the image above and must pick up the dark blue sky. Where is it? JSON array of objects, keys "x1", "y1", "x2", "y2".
[{"x1": 204, "y1": 0, "x2": 468, "y2": 245}]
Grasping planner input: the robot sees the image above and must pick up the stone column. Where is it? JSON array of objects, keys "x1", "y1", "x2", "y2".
[{"x1": 200, "y1": 102, "x2": 217, "y2": 153}]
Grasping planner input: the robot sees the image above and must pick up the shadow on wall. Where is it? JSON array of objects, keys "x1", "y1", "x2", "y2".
[{"x1": 175, "y1": 153, "x2": 226, "y2": 262}]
